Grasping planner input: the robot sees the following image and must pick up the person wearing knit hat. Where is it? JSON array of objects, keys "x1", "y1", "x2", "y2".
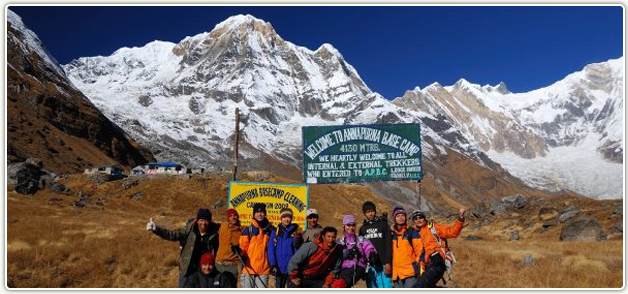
[
  {"x1": 183, "y1": 252, "x2": 235, "y2": 288},
  {"x1": 146, "y1": 208, "x2": 220, "y2": 287},
  {"x1": 336, "y1": 214, "x2": 377, "y2": 287},
  {"x1": 239, "y1": 203, "x2": 274, "y2": 288},
  {"x1": 268, "y1": 207, "x2": 303, "y2": 288},
  {"x1": 303, "y1": 208, "x2": 323, "y2": 244},
  {"x1": 389, "y1": 206, "x2": 422, "y2": 288},
  {"x1": 358, "y1": 202, "x2": 393, "y2": 288},
  {"x1": 215, "y1": 208, "x2": 242, "y2": 286}
]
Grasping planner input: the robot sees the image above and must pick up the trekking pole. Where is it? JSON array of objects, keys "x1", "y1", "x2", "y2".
[
  {"x1": 234, "y1": 250, "x2": 268, "y2": 288},
  {"x1": 416, "y1": 180, "x2": 422, "y2": 210}
]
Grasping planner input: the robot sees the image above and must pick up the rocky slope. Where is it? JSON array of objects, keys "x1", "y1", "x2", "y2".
[
  {"x1": 62, "y1": 14, "x2": 623, "y2": 199},
  {"x1": 7, "y1": 9, "x2": 155, "y2": 174},
  {"x1": 394, "y1": 58, "x2": 624, "y2": 198}
]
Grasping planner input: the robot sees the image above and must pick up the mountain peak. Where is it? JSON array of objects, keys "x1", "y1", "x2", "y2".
[
  {"x1": 315, "y1": 43, "x2": 343, "y2": 58},
  {"x1": 210, "y1": 14, "x2": 275, "y2": 37}
]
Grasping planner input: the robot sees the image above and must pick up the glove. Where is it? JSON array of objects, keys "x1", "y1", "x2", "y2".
[
  {"x1": 368, "y1": 253, "x2": 377, "y2": 266},
  {"x1": 146, "y1": 217, "x2": 156, "y2": 231},
  {"x1": 231, "y1": 245, "x2": 241, "y2": 256},
  {"x1": 384, "y1": 263, "x2": 392, "y2": 276}
]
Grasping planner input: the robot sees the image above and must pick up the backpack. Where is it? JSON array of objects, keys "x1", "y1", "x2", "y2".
[{"x1": 427, "y1": 220, "x2": 456, "y2": 284}]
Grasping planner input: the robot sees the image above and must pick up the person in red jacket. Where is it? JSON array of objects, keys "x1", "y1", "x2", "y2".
[
  {"x1": 412, "y1": 208, "x2": 465, "y2": 288},
  {"x1": 287, "y1": 226, "x2": 343, "y2": 288}
]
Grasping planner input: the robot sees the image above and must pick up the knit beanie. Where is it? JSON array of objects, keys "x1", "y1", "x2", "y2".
[
  {"x1": 227, "y1": 208, "x2": 239, "y2": 218},
  {"x1": 280, "y1": 208, "x2": 293, "y2": 218},
  {"x1": 196, "y1": 208, "x2": 212, "y2": 220},
  {"x1": 392, "y1": 206, "x2": 406, "y2": 218},
  {"x1": 200, "y1": 252, "x2": 215, "y2": 266},
  {"x1": 362, "y1": 201, "x2": 377, "y2": 214},
  {"x1": 342, "y1": 215, "x2": 356, "y2": 225},
  {"x1": 253, "y1": 203, "x2": 267, "y2": 214}
]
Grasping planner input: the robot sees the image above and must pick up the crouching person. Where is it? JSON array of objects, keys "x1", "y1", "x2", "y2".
[
  {"x1": 337, "y1": 215, "x2": 377, "y2": 288},
  {"x1": 287, "y1": 227, "x2": 343, "y2": 288},
  {"x1": 184, "y1": 252, "x2": 235, "y2": 288}
]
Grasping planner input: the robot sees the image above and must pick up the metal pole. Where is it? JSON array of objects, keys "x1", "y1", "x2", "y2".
[
  {"x1": 233, "y1": 108, "x2": 240, "y2": 181},
  {"x1": 416, "y1": 180, "x2": 422, "y2": 210}
]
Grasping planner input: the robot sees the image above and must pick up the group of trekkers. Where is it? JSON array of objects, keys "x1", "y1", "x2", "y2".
[{"x1": 146, "y1": 201, "x2": 465, "y2": 288}]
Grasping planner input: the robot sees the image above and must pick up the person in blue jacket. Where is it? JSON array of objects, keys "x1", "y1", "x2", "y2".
[{"x1": 268, "y1": 208, "x2": 304, "y2": 288}]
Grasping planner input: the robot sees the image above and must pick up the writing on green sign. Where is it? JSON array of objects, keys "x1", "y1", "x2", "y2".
[{"x1": 302, "y1": 124, "x2": 423, "y2": 184}]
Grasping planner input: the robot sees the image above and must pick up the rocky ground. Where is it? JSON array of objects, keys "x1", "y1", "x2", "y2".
[{"x1": 6, "y1": 171, "x2": 623, "y2": 288}]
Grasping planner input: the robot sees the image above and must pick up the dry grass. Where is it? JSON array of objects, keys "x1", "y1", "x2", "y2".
[
  {"x1": 6, "y1": 173, "x2": 623, "y2": 288},
  {"x1": 448, "y1": 239, "x2": 623, "y2": 288}
]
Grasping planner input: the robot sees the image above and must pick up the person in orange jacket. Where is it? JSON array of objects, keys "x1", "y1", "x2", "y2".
[
  {"x1": 411, "y1": 208, "x2": 465, "y2": 288},
  {"x1": 236, "y1": 203, "x2": 275, "y2": 288},
  {"x1": 390, "y1": 206, "x2": 423, "y2": 288},
  {"x1": 215, "y1": 208, "x2": 242, "y2": 286}
]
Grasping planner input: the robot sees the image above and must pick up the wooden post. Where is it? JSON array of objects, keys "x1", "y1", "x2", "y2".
[{"x1": 232, "y1": 108, "x2": 240, "y2": 181}]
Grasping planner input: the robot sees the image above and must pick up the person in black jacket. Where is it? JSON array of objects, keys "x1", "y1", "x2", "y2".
[
  {"x1": 358, "y1": 201, "x2": 393, "y2": 288},
  {"x1": 184, "y1": 252, "x2": 235, "y2": 288},
  {"x1": 147, "y1": 208, "x2": 220, "y2": 287}
]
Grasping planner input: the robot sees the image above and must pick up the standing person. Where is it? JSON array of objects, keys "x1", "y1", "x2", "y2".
[
  {"x1": 268, "y1": 208, "x2": 304, "y2": 288},
  {"x1": 237, "y1": 203, "x2": 274, "y2": 288},
  {"x1": 302, "y1": 208, "x2": 323, "y2": 243},
  {"x1": 412, "y1": 209, "x2": 465, "y2": 288},
  {"x1": 337, "y1": 215, "x2": 377, "y2": 288},
  {"x1": 146, "y1": 208, "x2": 219, "y2": 287},
  {"x1": 359, "y1": 201, "x2": 393, "y2": 288},
  {"x1": 215, "y1": 208, "x2": 242, "y2": 286},
  {"x1": 287, "y1": 227, "x2": 343, "y2": 288},
  {"x1": 184, "y1": 252, "x2": 235, "y2": 288},
  {"x1": 390, "y1": 206, "x2": 422, "y2": 288}
]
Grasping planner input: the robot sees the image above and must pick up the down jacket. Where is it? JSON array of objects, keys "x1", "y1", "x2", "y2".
[
  {"x1": 268, "y1": 223, "x2": 303, "y2": 275},
  {"x1": 239, "y1": 218, "x2": 275, "y2": 275}
]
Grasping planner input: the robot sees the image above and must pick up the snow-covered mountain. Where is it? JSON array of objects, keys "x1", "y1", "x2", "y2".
[
  {"x1": 394, "y1": 58, "x2": 624, "y2": 199},
  {"x1": 63, "y1": 14, "x2": 624, "y2": 199}
]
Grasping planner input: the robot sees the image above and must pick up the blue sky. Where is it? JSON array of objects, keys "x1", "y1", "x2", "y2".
[{"x1": 9, "y1": 6, "x2": 624, "y2": 99}]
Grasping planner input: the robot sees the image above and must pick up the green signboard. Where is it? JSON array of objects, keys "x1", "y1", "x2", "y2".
[{"x1": 302, "y1": 123, "x2": 423, "y2": 184}]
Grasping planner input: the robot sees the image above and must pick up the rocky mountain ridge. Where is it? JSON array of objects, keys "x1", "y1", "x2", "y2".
[{"x1": 58, "y1": 14, "x2": 623, "y2": 199}]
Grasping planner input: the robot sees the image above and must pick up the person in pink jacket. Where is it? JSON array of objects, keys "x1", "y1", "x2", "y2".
[{"x1": 336, "y1": 214, "x2": 377, "y2": 288}]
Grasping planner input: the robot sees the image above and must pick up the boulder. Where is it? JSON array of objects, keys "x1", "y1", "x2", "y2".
[
  {"x1": 558, "y1": 208, "x2": 580, "y2": 223},
  {"x1": 72, "y1": 201, "x2": 85, "y2": 208},
  {"x1": 7, "y1": 159, "x2": 55, "y2": 195},
  {"x1": 463, "y1": 235, "x2": 483, "y2": 241},
  {"x1": 523, "y1": 254, "x2": 535, "y2": 266},
  {"x1": 88, "y1": 173, "x2": 112, "y2": 183},
  {"x1": 49, "y1": 183, "x2": 67, "y2": 193},
  {"x1": 470, "y1": 207, "x2": 489, "y2": 219},
  {"x1": 490, "y1": 200, "x2": 507, "y2": 216},
  {"x1": 542, "y1": 219, "x2": 557, "y2": 229},
  {"x1": 612, "y1": 204, "x2": 623, "y2": 215},
  {"x1": 131, "y1": 192, "x2": 144, "y2": 201},
  {"x1": 538, "y1": 207, "x2": 559, "y2": 221},
  {"x1": 560, "y1": 219, "x2": 607, "y2": 241},
  {"x1": 121, "y1": 180, "x2": 139, "y2": 189},
  {"x1": 615, "y1": 221, "x2": 623, "y2": 233},
  {"x1": 502, "y1": 194, "x2": 528, "y2": 209},
  {"x1": 509, "y1": 231, "x2": 520, "y2": 241}
]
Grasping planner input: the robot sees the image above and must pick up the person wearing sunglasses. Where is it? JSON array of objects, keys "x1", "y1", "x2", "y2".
[{"x1": 411, "y1": 208, "x2": 465, "y2": 288}]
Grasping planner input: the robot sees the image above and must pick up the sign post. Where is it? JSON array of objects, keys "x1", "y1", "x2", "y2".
[
  {"x1": 302, "y1": 123, "x2": 423, "y2": 184},
  {"x1": 228, "y1": 182, "x2": 309, "y2": 228}
]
